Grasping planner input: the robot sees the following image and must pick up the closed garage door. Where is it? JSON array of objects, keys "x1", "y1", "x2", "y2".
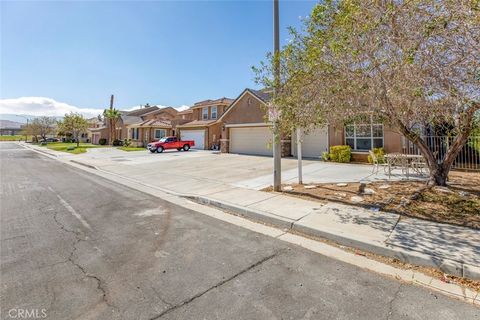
[
  {"x1": 180, "y1": 129, "x2": 205, "y2": 149},
  {"x1": 292, "y1": 127, "x2": 329, "y2": 158},
  {"x1": 230, "y1": 126, "x2": 272, "y2": 156}
]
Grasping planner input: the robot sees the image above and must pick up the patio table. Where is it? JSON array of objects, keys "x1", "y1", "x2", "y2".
[{"x1": 384, "y1": 153, "x2": 424, "y2": 179}]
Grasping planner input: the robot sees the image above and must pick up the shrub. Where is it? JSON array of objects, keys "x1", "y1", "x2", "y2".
[
  {"x1": 329, "y1": 145, "x2": 351, "y2": 163},
  {"x1": 112, "y1": 139, "x2": 123, "y2": 146},
  {"x1": 123, "y1": 138, "x2": 132, "y2": 147},
  {"x1": 99, "y1": 138, "x2": 107, "y2": 145},
  {"x1": 367, "y1": 147, "x2": 385, "y2": 164},
  {"x1": 322, "y1": 151, "x2": 330, "y2": 161}
]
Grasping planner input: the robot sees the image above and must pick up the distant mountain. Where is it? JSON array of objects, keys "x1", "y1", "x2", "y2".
[
  {"x1": 0, "y1": 114, "x2": 63, "y2": 123},
  {"x1": 0, "y1": 120, "x2": 24, "y2": 129}
]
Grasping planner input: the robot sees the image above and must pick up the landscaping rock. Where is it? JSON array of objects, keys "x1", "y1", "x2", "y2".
[
  {"x1": 433, "y1": 186, "x2": 453, "y2": 193},
  {"x1": 304, "y1": 185, "x2": 317, "y2": 189},
  {"x1": 362, "y1": 188, "x2": 376, "y2": 195},
  {"x1": 334, "y1": 192, "x2": 347, "y2": 198},
  {"x1": 350, "y1": 196, "x2": 364, "y2": 203},
  {"x1": 399, "y1": 197, "x2": 411, "y2": 207},
  {"x1": 378, "y1": 184, "x2": 391, "y2": 189},
  {"x1": 336, "y1": 183, "x2": 348, "y2": 187},
  {"x1": 458, "y1": 191, "x2": 470, "y2": 197},
  {"x1": 283, "y1": 186, "x2": 293, "y2": 191}
]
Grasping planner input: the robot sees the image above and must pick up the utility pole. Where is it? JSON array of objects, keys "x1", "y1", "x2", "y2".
[{"x1": 272, "y1": 0, "x2": 282, "y2": 191}]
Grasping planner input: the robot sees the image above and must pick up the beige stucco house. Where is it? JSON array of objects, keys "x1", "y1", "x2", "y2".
[{"x1": 176, "y1": 98, "x2": 233, "y2": 150}]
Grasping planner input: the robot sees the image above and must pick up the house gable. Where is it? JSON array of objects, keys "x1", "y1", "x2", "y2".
[{"x1": 220, "y1": 90, "x2": 268, "y2": 125}]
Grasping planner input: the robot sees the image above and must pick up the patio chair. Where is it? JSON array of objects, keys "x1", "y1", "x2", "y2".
[
  {"x1": 410, "y1": 151, "x2": 438, "y2": 175},
  {"x1": 369, "y1": 150, "x2": 388, "y2": 174}
]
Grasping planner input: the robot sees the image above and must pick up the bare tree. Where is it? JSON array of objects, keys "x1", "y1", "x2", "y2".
[{"x1": 255, "y1": 0, "x2": 479, "y2": 186}]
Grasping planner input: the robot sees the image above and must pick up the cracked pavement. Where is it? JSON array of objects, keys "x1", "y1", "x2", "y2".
[{"x1": 1, "y1": 143, "x2": 478, "y2": 320}]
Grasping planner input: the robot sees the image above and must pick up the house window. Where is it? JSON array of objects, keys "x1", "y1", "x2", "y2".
[
  {"x1": 154, "y1": 129, "x2": 166, "y2": 139},
  {"x1": 131, "y1": 128, "x2": 139, "y2": 140},
  {"x1": 202, "y1": 107, "x2": 208, "y2": 120},
  {"x1": 211, "y1": 106, "x2": 218, "y2": 119},
  {"x1": 345, "y1": 117, "x2": 383, "y2": 151}
]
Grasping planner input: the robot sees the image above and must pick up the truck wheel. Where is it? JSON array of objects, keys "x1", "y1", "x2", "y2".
[
  {"x1": 183, "y1": 144, "x2": 190, "y2": 151},
  {"x1": 156, "y1": 147, "x2": 164, "y2": 153}
]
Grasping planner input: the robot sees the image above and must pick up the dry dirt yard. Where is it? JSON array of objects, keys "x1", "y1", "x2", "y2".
[{"x1": 268, "y1": 171, "x2": 480, "y2": 230}]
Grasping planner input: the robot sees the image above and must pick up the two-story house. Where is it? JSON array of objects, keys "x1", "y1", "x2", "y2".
[
  {"x1": 176, "y1": 97, "x2": 233, "y2": 150},
  {"x1": 126, "y1": 107, "x2": 178, "y2": 147}
]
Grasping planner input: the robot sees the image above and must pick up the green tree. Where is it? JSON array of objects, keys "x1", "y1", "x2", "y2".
[
  {"x1": 255, "y1": 0, "x2": 480, "y2": 186},
  {"x1": 58, "y1": 113, "x2": 88, "y2": 147}
]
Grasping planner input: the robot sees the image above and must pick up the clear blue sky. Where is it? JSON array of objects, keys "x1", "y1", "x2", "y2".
[{"x1": 1, "y1": 0, "x2": 317, "y2": 109}]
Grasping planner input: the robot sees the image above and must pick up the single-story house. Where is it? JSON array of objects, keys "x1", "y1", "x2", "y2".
[
  {"x1": 219, "y1": 88, "x2": 404, "y2": 161},
  {"x1": 176, "y1": 97, "x2": 233, "y2": 150}
]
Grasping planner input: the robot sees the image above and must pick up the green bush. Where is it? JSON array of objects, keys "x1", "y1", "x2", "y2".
[
  {"x1": 322, "y1": 151, "x2": 330, "y2": 161},
  {"x1": 123, "y1": 138, "x2": 132, "y2": 147},
  {"x1": 367, "y1": 147, "x2": 385, "y2": 164},
  {"x1": 99, "y1": 138, "x2": 107, "y2": 145},
  {"x1": 329, "y1": 145, "x2": 351, "y2": 163},
  {"x1": 112, "y1": 139, "x2": 123, "y2": 146}
]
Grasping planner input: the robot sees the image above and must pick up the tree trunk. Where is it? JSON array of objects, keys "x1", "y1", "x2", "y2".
[{"x1": 394, "y1": 105, "x2": 478, "y2": 187}]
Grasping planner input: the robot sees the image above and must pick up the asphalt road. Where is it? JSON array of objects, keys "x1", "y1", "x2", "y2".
[{"x1": 0, "y1": 142, "x2": 478, "y2": 320}]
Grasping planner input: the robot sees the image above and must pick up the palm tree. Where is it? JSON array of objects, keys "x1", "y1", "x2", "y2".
[{"x1": 103, "y1": 95, "x2": 121, "y2": 145}]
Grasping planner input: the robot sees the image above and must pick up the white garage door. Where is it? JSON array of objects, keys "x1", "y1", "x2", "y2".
[
  {"x1": 180, "y1": 129, "x2": 205, "y2": 149},
  {"x1": 292, "y1": 127, "x2": 329, "y2": 159},
  {"x1": 230, "y1": 126, "x2": 272, "y2": 156}
]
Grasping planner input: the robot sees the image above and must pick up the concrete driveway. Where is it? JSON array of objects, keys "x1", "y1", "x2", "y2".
[{"x1": 79, "y1": 148, "x2": 415, "y2": 190}]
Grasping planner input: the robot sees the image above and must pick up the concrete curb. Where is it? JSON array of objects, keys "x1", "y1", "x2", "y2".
[
  {"x1": 185, "y1": 198, "x2": 480, "y2": 281},
  {"x1": 22, "y1": 143, "x2": 480, "y2": 281},
  {"x1": 70, "y1": 160, "x2": 98, "y2": 170},
  {"x1": 186, "y1": 196, "x2": 295, "y2": 230},
  {"x1": 22, "y1": 144, "x2": 59, "y2": 158}
]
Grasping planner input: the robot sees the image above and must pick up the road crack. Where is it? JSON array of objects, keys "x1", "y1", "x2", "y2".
[
  {"x1": 386, "y1": 283, "x2": 402, "y2": 320},
  {"x1": 149, "y1": 251, "x2": 280, "y2": 320},
  {"x1": 47, "y1": 202, "x2": 118, "y2": 312}
]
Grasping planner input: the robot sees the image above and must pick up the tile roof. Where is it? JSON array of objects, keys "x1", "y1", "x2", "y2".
[
  {"x1": 141, "y1": 106, "x2": 178, "y2": 117},
  {"x1": 176, "y1": 120, "x2": 217, "y2": 127},
  {"x1": 247, "y1": 88, "x2": 272, "y2": 103},
  {"x1": 125, "y1": 106, "x2": 159, "y2": 116},
  {"x1": 129, "y1": 119, "x2": 172, "y2": 128},
  {"x1": 88, "y1": 126, "x2": 107, "y2": 132},
  {"x1": 121, "y1": 115, "x2": 143, "y2": 125},
  {"x1": 192, "y1": 97, "x2": 234, "y2": 108}
]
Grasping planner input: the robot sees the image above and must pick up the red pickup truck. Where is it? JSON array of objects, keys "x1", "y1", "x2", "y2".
[{"x1": 147, "y1": 136, "x2": 195, "y2": 153}]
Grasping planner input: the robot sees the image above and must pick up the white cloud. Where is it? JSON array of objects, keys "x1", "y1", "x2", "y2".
[
  {"x1": 0, "y1": 97, "x2": 103, "y2": 118},
  {"x1": 0, "y1": 97, "x2": 191, "y2": 118}
]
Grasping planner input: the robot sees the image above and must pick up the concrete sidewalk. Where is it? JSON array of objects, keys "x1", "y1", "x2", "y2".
[{"x1": 25, "y1": 143, "x2": 480, "y2": 280}]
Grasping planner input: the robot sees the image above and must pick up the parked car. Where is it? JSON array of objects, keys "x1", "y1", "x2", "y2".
[
  {"x1": 147, "y1": 136, "x2": 195, "y2": 153},
  {"x1": 39, "y1": 137, "x2": 60, "y2": 143}
]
